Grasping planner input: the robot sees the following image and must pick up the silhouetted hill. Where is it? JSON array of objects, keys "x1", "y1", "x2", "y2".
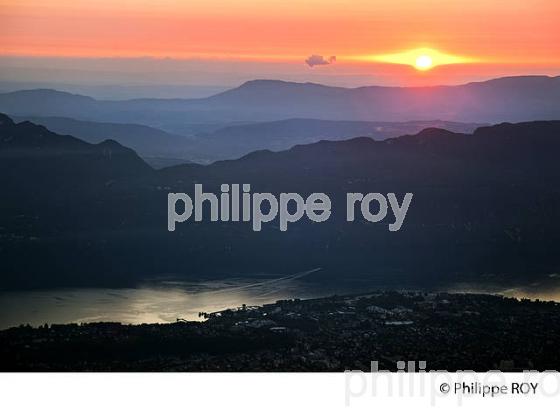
[
  {"x1": 0, "y1": 113, "x2": 157, "y2": 288},
  {"x1": 0, "y1": 112, "x2": 152, "y2": 206},
  {"x1": 0, "y1": 89, "x2": 97, "y2": 118},
  {"x1": 12, "y1": 115, "x2": 193, "y2": 161},
  {"x1": 0, "y1": 76, "x2": 559, "y2": 130},
  {"x1": 193, "y1": 118, "x2": 485, "y2": 160},
  {"x1": 1, "y1": 114, "x2": 559, "y2": 290}
]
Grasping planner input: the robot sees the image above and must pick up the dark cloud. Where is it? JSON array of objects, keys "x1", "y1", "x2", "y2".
[{"x1": 305, "y1": 55, "x2": 336, "y2": 67}]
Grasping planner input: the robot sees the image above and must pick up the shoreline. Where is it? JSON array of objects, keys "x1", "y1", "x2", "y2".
[{"x1": 2, "y1": 290, "x2": 560, "y2": 371}]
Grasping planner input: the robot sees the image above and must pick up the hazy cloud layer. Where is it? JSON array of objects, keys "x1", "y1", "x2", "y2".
[{"x1": 305, "y1": 55, "x2": 336, "y2": 67}]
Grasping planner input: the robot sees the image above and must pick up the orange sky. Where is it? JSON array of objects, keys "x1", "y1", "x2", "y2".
[{"x1": 1, "y1": 0, "x2": 559, "y2": 86}]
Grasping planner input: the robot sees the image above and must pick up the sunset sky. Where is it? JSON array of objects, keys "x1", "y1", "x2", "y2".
[{"x1": 1, "y1": 0, "x2": 559, "y2": 92}]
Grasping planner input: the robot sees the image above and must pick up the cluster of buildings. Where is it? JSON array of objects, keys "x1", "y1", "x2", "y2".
[{"x1": 1, "y1": 291, "x2": 559, "y2": 371}]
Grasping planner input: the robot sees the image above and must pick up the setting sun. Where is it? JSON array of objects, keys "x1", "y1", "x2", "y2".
[
  {"x1": 362, "y1": 48, "x2": 476, "y2": 71},
  {"x1": 415, "y1": 55, "x2": 433, "y2": 71}
]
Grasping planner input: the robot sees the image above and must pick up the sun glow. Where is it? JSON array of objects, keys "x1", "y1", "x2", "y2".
[
  {"x1": 415, "y1": 55, "x2": 433, "y2": 71},
  {"x1": 363, "y1": 48, "x2": 476, "y2": 71}
]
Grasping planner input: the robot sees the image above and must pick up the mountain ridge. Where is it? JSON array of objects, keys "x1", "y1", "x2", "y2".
[
  {"x1": 1, "y1": 114, "x2": 560, "y2": 289},
  {"x1": 1, "y1": 75, "x2": 559, "y2": 127},
  {"x1": 3, "y1": 75, "x2": 558, "y2": 104}
]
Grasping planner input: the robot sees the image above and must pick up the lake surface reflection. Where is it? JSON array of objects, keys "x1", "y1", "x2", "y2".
[
  {"x1": 2, "y1": 271, "x2": 560, "y2": 330},
  {"x1": 0, "y1": 270, "x2": 360, "y2": 329}
]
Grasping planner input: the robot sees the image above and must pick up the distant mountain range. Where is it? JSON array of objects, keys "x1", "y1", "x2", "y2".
[
  {"x1": 13, "y1": 115, "x2": 485, "y2": 163},
  {"x1": 1, "y1": 113, "x2": 559, "y2": 290},
  {"x1": 2, "y1": 75, "x2": 558, "y2": 163},
  {"x1": 1, "y1": 76, "x2": 559, "y2": 132}
]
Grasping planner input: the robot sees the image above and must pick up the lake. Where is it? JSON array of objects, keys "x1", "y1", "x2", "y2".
[{"x1": 0, "y1": 269, "x2": 357, "y2": 329}]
